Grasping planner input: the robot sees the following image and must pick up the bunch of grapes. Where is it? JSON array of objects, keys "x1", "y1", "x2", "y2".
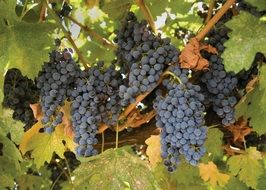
[
  {"x1": 71, "y1": 62, "x2": 123, "y2": 157},
  {"x1": 154, "y1": 66, "x2": 207, "y2": 171},
  {"x1": 51, "y1": 2, "x2": 72, "y2": 18},
  {"x1": 3, "y1": 69, "x2": 39, "y2": 130},
  {"x1": 36, "y1": 49, "x2": 81, "y2": 133},
  {"x1": 237, "y1": 52, "x2": 265, "y2": 89},
  {"x1": 201, "y1": 54, "x2": 238, "y2": 126},
  {"x1": 236, "y1": 0, "x2": 266, "y2": 17},
  {"x1": 114, "y1": 12, "x2": 179, "y2": 106}
]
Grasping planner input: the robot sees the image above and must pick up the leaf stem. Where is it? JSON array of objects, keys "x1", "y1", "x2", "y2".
[
  {"x1": 196, "y1": 0, "x2": 236, "y2": 41},
  {"x1": 135, "y1": 0, "x2": 156, "y2": 32},
  {"x1": 19, "y1": 0, "x2": 29, "y2": 20},
  {"x1": 44, "y1": 1, "x2": 90, "y2": 69},
  {"x1": 50, "y1": 172, "x2": 63, "y2": 190},
  {"x1": 39, "y1": 3, "x2": 46, "y2": 22},
  {"x1": 162, "y1": 71, "x2": 183, "y2": 84},
  {"x1": 205, "y1": 0, "x2": 215, "y2": 24},
  {"x1": 101, "y1": 131, "x2": 105, "y2": 153},
  {"x1": 115, "y1": 123, "x2": 119, "y2": 149},
  {"x1": 64, "y1": 156, "x2": 73, "y2": 184},
  {"x1": 55, "y1": 161, "x2": 71, "y2": 182},
  {"x1": 66, "y1": 16, "x2": 117, "y2": 50}
]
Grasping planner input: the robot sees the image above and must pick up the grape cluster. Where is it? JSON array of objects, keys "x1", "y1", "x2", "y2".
[
  {"x1": 71, "y1": 62, "x2": 123, "y2": 157},
  {"x1": 237, "y1": 52, "x2": 265, "y2": 89},
  {"x1": 236, "y1": 0, "x2": 266, "y2": 17},
  {"x1": 206, "y1": 26, "x2": 230, "y2": 53},
  {"x1": 154, "y1": 66, "x2": 207, "y2": 171},
  {"x1": 3, "y1": 69, "x2": 39, "y2": 130},
  {"x1": 114, "y1": 12, "x2": 179, "y2": 106},
  {"x1": 51, "y1": 2, "x2": 72, "y2": 18},
  {"x1": 201, "y1": 54, "x2": 238, "y2": 126},
  {"x1": 37, "y1": 49, "x2": 81, "y2": 133}
]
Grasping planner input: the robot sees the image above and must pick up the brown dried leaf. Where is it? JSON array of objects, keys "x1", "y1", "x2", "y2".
[
  {"x1": 180, "y1": 38, "x2": 217, "y2": 71},
  {"x1": 145, "y1": 135, "x2": 162, "y2": 167},
  {"x1": 227, "y1": 117, "x2": 252, "y2": 142},
  {"x1": 200, "y1": 44, "x2": 218, "y2": 54},
  {"x1": 222, "y1": 144, "x2": 237, "y2": 156},
  {"x1": 30, "y1": 101, "x2": 74, "y2": 138},
  {"x1": 60, "y1": 101, "x2": 74, "y2": 138},
  {"x1": 30, "y1": 103, "x2": 42, "y2": 121}
]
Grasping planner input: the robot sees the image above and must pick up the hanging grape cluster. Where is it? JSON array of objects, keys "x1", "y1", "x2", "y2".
[
  {"x1": 3, "y1": 69, "x2": 39, "y2": 130},
  {"x1": 36, "y1": 49, "x2": 81, "y2": 133}
]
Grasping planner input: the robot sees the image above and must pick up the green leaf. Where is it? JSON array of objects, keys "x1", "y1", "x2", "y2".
[
  {"x1": 80, "y1": 39, "x2": 115, "y2": 64},
  {"x1": 222, "y1": 12, "x2": 266, "y2": 73},
  {"x1": 173, "y1": 161, "x2": 201, "y2": 185},
  {"x1": 0, "y1": 133, "x2": 22, "y2": 189},
  {"x1": 235, "y1": 65, "x2": 266, "y2": 135},
  {"x1": 99, "y1": 0, "x2": 134, "y2": 20},
  {"x1": 144, "y1": 0, "x2": 168, "y2": 18},
  {"x1": 0, "y1": 110, "x2": 24, "y2": 144},
  {"x1": 257, "y1": 169, "x2": 266, "y2": 190},
  {"x1": 245, "y1": 0, "x2": 266, "y2": 11},
  {"x1": 205, "y1": 128, "x2": 224, "y2": 158},
  {"x1": 215, "y1": 177, "x2": 248, "y2": 190},
  {"x1": 17, "y1": 174, "x2": 51, "y2": 190},
  {"x1": 153, "y1": 161, "x2": 207, "y2": 190},
  {"x1": 227, "y1": 147, "x2": 264, "y2": 189},
  {"x1": 0, "y1": 0, "x2": 55, "y2": 80},
  {"x1": 72, "y1": 146, "x2": 161, "y2": 190}
]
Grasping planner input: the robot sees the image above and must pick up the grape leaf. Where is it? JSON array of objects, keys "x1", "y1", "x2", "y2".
[
  {"x1": 0, "y1": 133, "x2": 22, "y2": 189},
  {"x1": 257, "y1": 169, "x2": 266, "y2": 190},
  {"x1": 0, "y1": 110, "x2": 24, "y2": 144},
  {"x1": 19, "y1": 121, "x2": 43, "y2": 154},
  {"x1": 20, "y1": 121, "x2": 75, "y2": 168},
  {"x1": 0, "y1": 0, "x2": 55, "y2": 80},
  {"x1": 153, "y1": 161, "x2": 207, "y2": 190},
  {"x1": 79, "y1": 39, "x2": 115, "y2": 64},
  {"x1": 145, "y1": 135, "x2": 162, "y2": 167},
  {"x1": 72, "y1": 146, "x2": 160, "y2": 190},
  {"x1": 222, "y1": 12, "x2": 266, "y2": 73},
  {"x1": 227, "y1": 147, "x2": 264, "y2": 189},
  {"x1": 199, "y1": 161, "x2": 230, "y2": 187},
  {"x1": 215, "y1": 176, "x2": 248, "y2": 190},
  {"x1": 99, "y1": 0, "x2": 133, "y2": 20},
  {"x1": 173, "y1": 160, "x2": 201, "y2": 185},
  {"x1": 245, "y1": 0, "x2": 266, "y2": 11},
  {"x1": 17, "y1": 174, "x2": 51, "y2": 190},
  {"x1": 142, "y1": 0, "x2": 168, "y2": 18},
  {"x1": 235, "y1": 65, "x2": 266, "y2": 135},
  {"x1": 205, "y1": 128, "x2": 224, "y2": 158}
]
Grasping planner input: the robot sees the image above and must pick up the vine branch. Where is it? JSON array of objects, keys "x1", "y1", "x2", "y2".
[
  {"x1": 66, "y1": 16, "x2": 117, "y2": 50},
  {"x1": 135, "y1": 0, "x2": 156, "y2": 32},
  {"x1": 39, "y1": 3, "x2": 46, "y2": 22},
  {"x1": 196, "y1": 0, "x2": 235, "y2": 41},
  {"x1": 44, "y1": 1, "x2": 90, "y2": 69},
  {"x1": 205, "y1": 0, "x2": 215, "y2": 24},
  {"x1": 118, "y1": 0, "x2": 237, "y2": 122},
  {"x1": 223, "y1": 145, "x2": 266, "y2": 156},
  {"x1": 95, "y1": 121, "x2": 160, "y2": 150}
]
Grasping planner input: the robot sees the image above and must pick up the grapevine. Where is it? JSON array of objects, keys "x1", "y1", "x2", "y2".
[{"x1": 0, "y1": 0, "x2": 266, "y2": 189}]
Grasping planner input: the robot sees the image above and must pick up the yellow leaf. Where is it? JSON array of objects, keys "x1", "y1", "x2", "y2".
[
  {"x1": 199, "y1": 161, "x2": 230, "y2": 187},
  {"x1": 145, "y1": 135, "x2": 162, "y2": 167},
  {"x1": 19, "y1": 121, "x2": 76, "y2": 168},
  {"x1": 19, "y1": 121, "x2": 43, "y2": 155}
]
